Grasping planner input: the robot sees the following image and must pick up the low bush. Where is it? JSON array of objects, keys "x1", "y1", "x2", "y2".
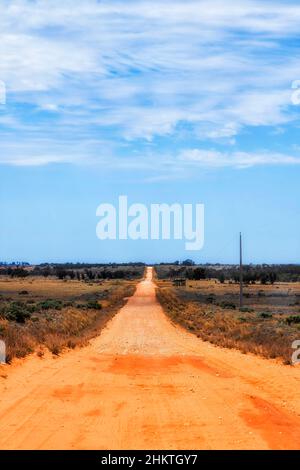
[
  {"x1": 285, "y1": 315, "x2": 300, "y2": 325},
  {"x1": 219, "y1": 301, "x2": 236, "y2": 310},
  {"x1": 238, "y1": 316, "x2": 247, "y2": 322},
  {"x1": 257, "y1": 312, "x2": 273, "y2": 319},
  {"x1": 86, "y1": 300, "x2": 102, "y2": 310},
  {"x1": 37, "y1": 299, "x2": 63, "y2": 310},
  {"x1": 4, "y1": 302, "x2": 32, "y2": 323},
  {"x1": 239, "y1": 307, "x2": 254, "y2": 313}
]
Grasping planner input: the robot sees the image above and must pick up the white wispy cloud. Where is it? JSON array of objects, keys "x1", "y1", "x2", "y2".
[
  {"x1": 0, "y1": 0, "x2": 300, "y2": 167},
  {"x1": 179, "y1": 148, "x2": 300, "y2": 168}
]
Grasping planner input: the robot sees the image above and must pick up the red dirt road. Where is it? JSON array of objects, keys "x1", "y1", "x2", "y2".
[{"x1": 0, "y1": 267, "x2": 300, "y2": 449}]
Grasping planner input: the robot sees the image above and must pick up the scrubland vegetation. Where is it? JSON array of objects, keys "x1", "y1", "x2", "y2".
[
  {"x1": 156, "y1": 262, "x2": 300, "y2": 283},
  {"x1": 0, "y1": 264, "x2": 143, "y2": 362},
  {"x1": 0, "y1": 262, "x2": 145, "y2": 281},
  {"x1": 155, "y1": 265, "x2": 300, "y2": 364}
]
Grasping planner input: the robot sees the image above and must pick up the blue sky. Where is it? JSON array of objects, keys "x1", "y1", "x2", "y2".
[{"x1": 0, "y1": 0, "x2": 300, "y2": 264}]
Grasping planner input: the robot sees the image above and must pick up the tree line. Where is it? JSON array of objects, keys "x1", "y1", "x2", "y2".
[
  {"x1": 0, "y1": 263, "x2": 145, "y2": 280},
  {"x1": 156, "y1": 264, "x2": 300, "y2": 284}
]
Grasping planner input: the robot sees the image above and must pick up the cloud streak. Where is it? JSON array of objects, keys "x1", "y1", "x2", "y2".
[
  {"x1": 179, "y1": 148, "x2": 300, "y2": 169},
  {"x1": 0, "y1": 0, "x2": 300, "y2": 168}
]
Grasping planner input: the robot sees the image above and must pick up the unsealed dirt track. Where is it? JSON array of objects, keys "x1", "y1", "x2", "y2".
[{"x1": 0, "y1": 267, "x2": 300, "y2": 449}]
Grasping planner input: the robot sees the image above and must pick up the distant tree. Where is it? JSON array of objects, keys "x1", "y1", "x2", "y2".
[
  {"x1": 260, "y1": 273, "x2": 268, "y2": 285},
  {"x1": 102, "y1": 270, "x2": 112, "y2": 279},
  {"x1": 42, "y1": 267, "x2": 51, "y2": 277},
  {"x1": 185, "y1": 267, "x2": 206, "y2": 280},
  {"x1": 181, "y1": 259, "x2": 195, "y2": 266},
  {"x1": 269, "y1": 272, "x2": 277, "y2": 285},
  {"x1": 11, "y1": 268, "x2": 28, "y2": 278},
  {"x1": 56, "y1": 269, "x2": 67, "y2": 280},
  {"x1": 85, "y1": 269, "x2": 95, "y2": 280},
  {"x1": 192, "y1": 267, "x2": 206, "y2": 280},
  {"x1": 113, "y1": 270, "x2": 125, "y2": 279}
]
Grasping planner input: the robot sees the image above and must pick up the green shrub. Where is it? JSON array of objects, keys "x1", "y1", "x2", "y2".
[
  {"x1": 219, "y1": 301, "x2": 236, "y2": 310},
  {"x1": 257, "y1": 312, "x2": 273, "y2": 319},
  {"x1": 239, "y1": 307, "x2": 254, "y2": 313},
  {"x1": 86, "y1": 300, "x2": 102, "y2": 310},
  {"x1": 75, "y1": 303, "x2": 86, "y2": 309},
  {"x1": 4, "y1": 302, "x2": 32, "y2": 323},
  {"x1": 63, "y1": 301, "x2": 74, "y2": 307},
  {"x1": 37, "y1": 299, "x2": 63, "y2": 310},
  {"x1": 285, "y1": 315, "x2": 300, "y2": 325}
]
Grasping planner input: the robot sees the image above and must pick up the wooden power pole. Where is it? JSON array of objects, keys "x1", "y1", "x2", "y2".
[{"x1": 239, "y1": 232, "x2": 243, "y2": 308}]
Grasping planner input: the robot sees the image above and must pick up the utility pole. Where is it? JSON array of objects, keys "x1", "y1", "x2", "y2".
[{"x1": 239, "y1": 232, "x2": 243, "y2": 308}]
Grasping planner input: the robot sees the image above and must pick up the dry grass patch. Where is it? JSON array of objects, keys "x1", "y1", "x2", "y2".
[
  {"x1": 0, "y1": 278, "x2": 137, "y2": 362},
  {"x1": 156, "y1": 283, "x2": 300, "y2": 365}
]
